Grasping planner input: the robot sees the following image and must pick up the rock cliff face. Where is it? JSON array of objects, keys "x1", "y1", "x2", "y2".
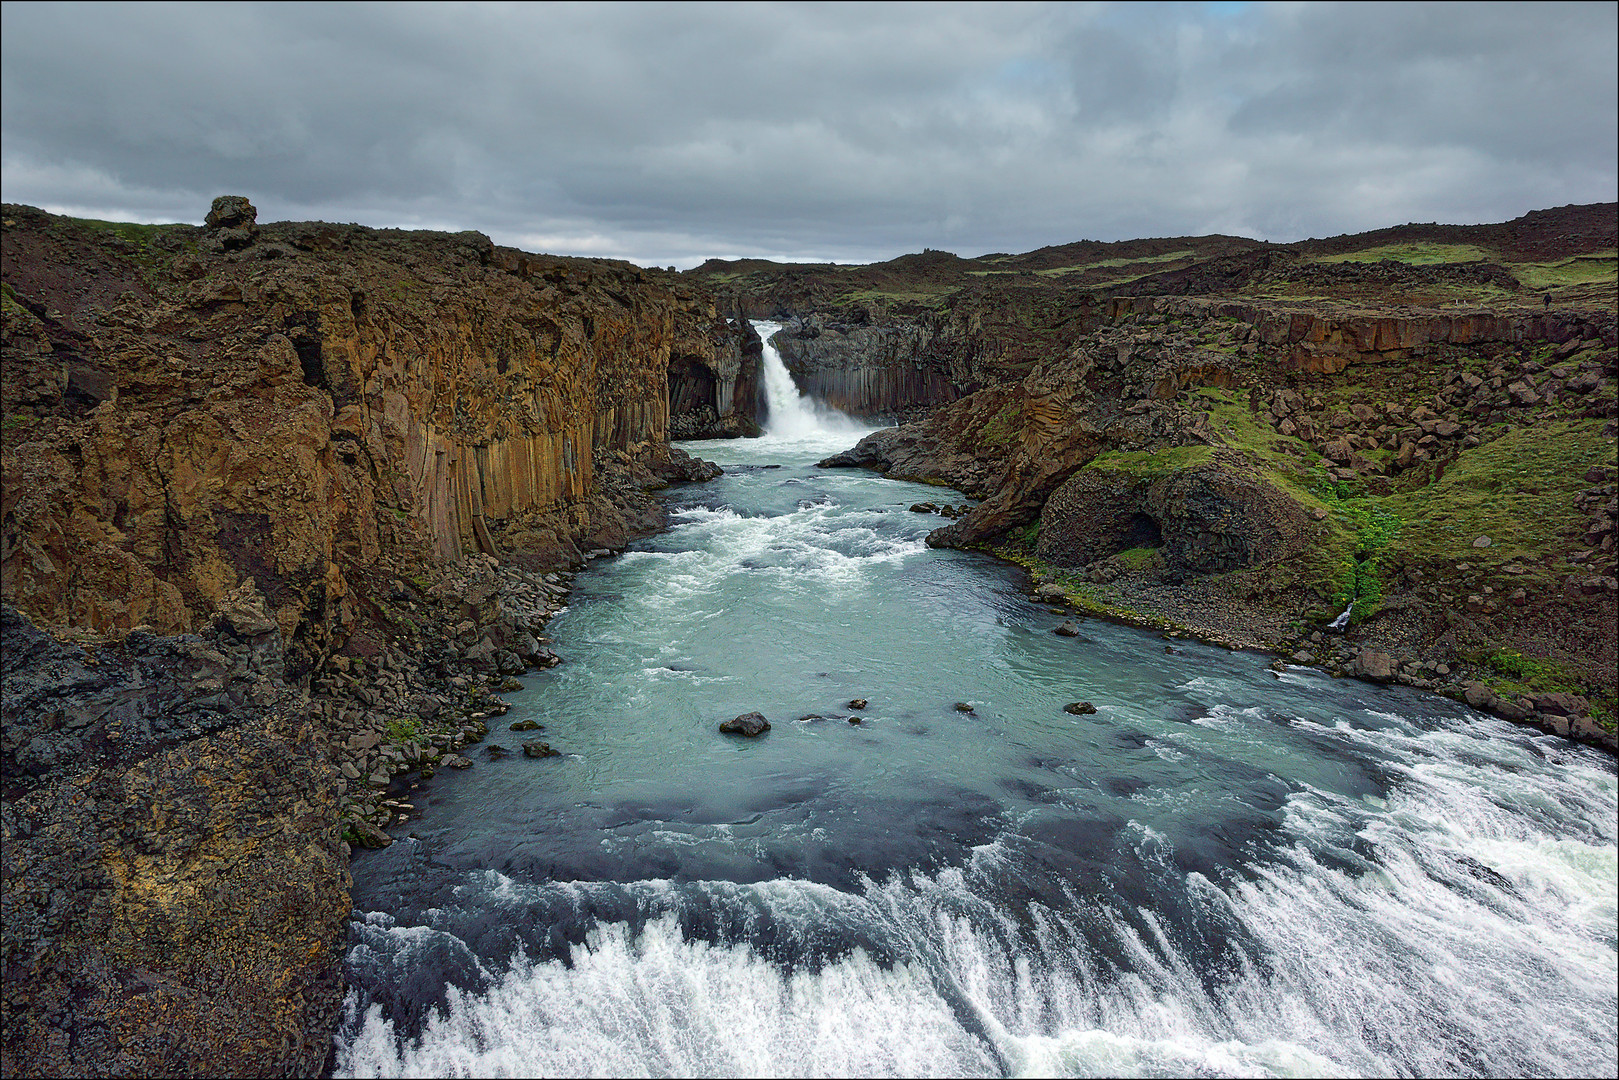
[
  {"x1": 821, "y1": 291, "x2": 1617, "y2": 744},
  {"x1": 0, "y1": 199, "x2": 741, "y2": 1075},
  {"x1": 774, "y1": 313, "x2": 955, "y2": 418},
  {"x1": 668, "y1": 299, "x2": 763, "y2": 438},
  {"x1": 2, "y1": 201, "x2": 741, "y2": 676}
]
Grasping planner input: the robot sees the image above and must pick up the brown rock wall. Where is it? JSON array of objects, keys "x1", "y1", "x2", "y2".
[{"x1": 2, "y1": 206, "x2": 733, "y2": 673}]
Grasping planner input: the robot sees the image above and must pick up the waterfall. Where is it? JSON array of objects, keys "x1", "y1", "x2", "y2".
[{"x1": 754, "y1": 320, "x2": 859, "y2": 440}]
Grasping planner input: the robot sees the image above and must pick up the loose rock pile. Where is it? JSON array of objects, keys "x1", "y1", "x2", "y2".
[{"x1": 306, "y1": 554, "x2": 578, "y2": 848}]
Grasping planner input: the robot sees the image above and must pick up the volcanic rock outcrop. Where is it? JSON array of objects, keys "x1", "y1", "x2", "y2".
[
  {"x1": 1, "y1": 198, "x2": 746, "y2": 1074},
  {"x1": 1, "y1": 590, "x2": 346, "y2": 1077},
  {"x1": 2, "y1": 201, "x2": 741, "y2": 675}
]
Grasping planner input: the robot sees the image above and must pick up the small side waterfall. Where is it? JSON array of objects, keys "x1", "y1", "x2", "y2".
[{"x1": 755, "y1": 320, "x2": 858, "y2": 439}]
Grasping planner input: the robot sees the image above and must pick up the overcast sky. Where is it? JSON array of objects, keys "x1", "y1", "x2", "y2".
[{"x1": 3, "y1": 2, "x2": 1614, "y2": 267}]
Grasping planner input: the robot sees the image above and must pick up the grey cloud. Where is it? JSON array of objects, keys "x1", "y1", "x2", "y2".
[{"x1": 3, "y1": 2, "x2": 1613, "y2": 267}]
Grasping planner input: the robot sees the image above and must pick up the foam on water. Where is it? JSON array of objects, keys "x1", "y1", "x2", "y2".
[
  {"x1": 338, "y1": 421, "x2": 1617, "y2": 1079},
  {"x1": 337, "y1": 725, "x2": 1617, "y2": 1077}
]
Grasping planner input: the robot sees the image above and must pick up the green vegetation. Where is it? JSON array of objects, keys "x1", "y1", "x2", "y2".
[
  {"x1": 986, "y1": 544, "x2": 1175, "y2": 630},
  {"x1": 974, "y1": 404, "x2": 1021, "y2": 450},
  {"x1": 1, "y1": 280, "x2": 28, "y2": 315},
  {"x1": 1383, "y1": 419, "x2": 1608, "y2": 577},
  {"x1": 1312, "y1": 242, "x2": 1498, "y2": 266},
  {"x1": 1464, "y1": 647, "x2": 1615, "y2": 731},
  {"x1": 833, "y1": 284, "x2": 956, "y2": 310},
  {"x1": 1309, "y1": 471, "x2": 1403, "y2": 618},
  {"x1": 1034, "y1": 250, "x2": 1197, "y2": 276},
  {"x1": 1511, "y1": 252, "x2": 1618, "y2": 291},
  {"x1": 1113, "y1": 545, "x2": 1162, "y2": 571},
  {"x1": 1083, "y1": 444, "x2": 1214, "y2": 477},
  {"x1": 384, "y1": 717, "x2": 423, "y2": 743},
  {"x1": 65, "y1": 216, "x2": 178, "y2": 245}
]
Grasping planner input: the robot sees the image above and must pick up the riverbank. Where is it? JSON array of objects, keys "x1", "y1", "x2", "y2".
[{"x1": 976, "y1": 540, "x2": 1618, "y2": 753}]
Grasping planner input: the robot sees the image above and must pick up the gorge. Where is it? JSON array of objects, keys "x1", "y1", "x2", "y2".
[{"x1": 2, "y1": 198, "x2": 1616, "y2": 1077}]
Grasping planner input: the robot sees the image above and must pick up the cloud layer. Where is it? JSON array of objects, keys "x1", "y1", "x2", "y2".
[{"x1": 3, "y1": 2, "x2": 1614, "y2": 266}]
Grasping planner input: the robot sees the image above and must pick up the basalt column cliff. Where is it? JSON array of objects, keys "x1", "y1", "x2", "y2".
[{"x1": 0, "y1": 198, "x2": 745, "y2": 1075}]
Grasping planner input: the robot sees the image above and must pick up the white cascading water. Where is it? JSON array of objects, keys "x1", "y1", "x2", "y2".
[
  {"x1": 333, "y1": 357, "x2": 1617, "y2": 1079},
  {"x1": 755, "y1": 320, "x2": 861, "y2": 441}
]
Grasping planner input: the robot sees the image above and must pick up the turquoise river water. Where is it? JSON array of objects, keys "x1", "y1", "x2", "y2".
[{"x1": 334, "y1": 327, "x2": 1617, "y2": 1078}]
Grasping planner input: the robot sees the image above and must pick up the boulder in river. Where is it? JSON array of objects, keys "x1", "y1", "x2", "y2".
[
  {"x1": 441, "y1": 754, "x2": 474, "y2": 769},
  {"x1": 720, "y1": 712, "x2": 772, "y2": 736},
  {"x1": 349, "y1": 821, "x2": 394, "y2": 849},
  {"x1": 954, "y1": 702, "x2": 976, "y2": 713},
  {"x1": 848, "y1": 698, "x2": 868, "y2": 710},
  {"x1": 486, "y1": 744, "x2": 510, "y2": 758},
  {"x1": 1064, "y1": 701, "x2": 1098, "y2": 715},
  {"x1": 510, "y1": 719, "x2": 543, "y2": 731},
  {"x1": 1054, "y1": 620, "x2": 1080, "y2": 637},
  {"x1": 522, "y1": 739, "x2": 561, "y2": 757}
]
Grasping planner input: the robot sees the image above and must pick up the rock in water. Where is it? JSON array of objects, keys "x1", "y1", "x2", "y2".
[
  {"x1": 1064, "y1": 701, "x2": 1098, "y2": 715},
  {"x1": 954, "y1": 702, "x2": 976, "y2": 713},
  {"x1": 1053, "y1": 620, "x2": 1080, "y2": 637},
  {"x1": 510, "y1": 719, "x2": 543, "y2": 731},
  {"x1": 720, "y1": 712, "x2": 771, "y2": 736},
  {"x1": 848, "y1": 698, "x2": 868, "y2": 710},
  {"x1": 522, "y1": 739, "x2": 560, "y2": 757}
]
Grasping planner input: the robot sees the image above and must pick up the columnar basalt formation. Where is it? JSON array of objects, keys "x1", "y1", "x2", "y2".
[
  {"x1": 2, "y1": 201, "x2": 740, "y2": 674},
  {"x1": 668, "y1": 296, "x2": 763, "y2": 438},
  {"x1": 1, "y1": 198, "x2": 740, "y2": 1075},
  {"x1": 773, "y1": 314, "x2": 956, "y2": 418}
]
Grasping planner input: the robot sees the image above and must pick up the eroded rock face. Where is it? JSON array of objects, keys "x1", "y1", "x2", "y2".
[
  {"x1": 1, "y1": 203, "x2": 741, "y2": 676},
  {"x1": 775, "y1": 314, "x2": 956, "y2": 418},
  {"x1": 0, "y1": 600, "x2": 348, "y2": 1077},
  {"x1": 1036, "y1": 457, "x2": 1312, "y2": 575},
  {"x1": 668, "y1": 294, "x2": 763, "y2": 438}
]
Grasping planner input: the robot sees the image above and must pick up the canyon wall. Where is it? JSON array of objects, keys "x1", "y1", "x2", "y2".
[
  {"x1": 2, "y1": 202, "x2": 742, "y2": 676},
  {"x1": 668, "y1": 297, "x2": 764, "y2": 438},
  {"x1": 767, "y1": 285, "x2": 1613, "y2": 420},
  {"x1": 0, "y1": 199, "x2": 742, "y2": 1075}
]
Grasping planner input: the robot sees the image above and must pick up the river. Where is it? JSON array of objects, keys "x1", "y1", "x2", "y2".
[{"x1": 334, "y1": 324, "x2": 1617, "y2": 1078}]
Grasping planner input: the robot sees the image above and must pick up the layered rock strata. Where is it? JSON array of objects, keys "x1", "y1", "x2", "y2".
[
  {"x1": 1, "y1": 199, "x2": 734, "y2": 1074},
  {"x1": 821, "y1": 296, "x2": 1617, "y2": 748}
]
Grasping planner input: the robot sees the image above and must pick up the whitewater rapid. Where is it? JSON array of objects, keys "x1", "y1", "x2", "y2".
[{"x1": 333, "y1": 350, "x2": 1617, "y2": 1079}]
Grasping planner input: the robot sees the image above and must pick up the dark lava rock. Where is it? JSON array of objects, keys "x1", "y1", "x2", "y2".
[
  {"x1": 522, "y1": 739, "x2": 560, "y2": 758},
  {"x1": 848, "y1": 698, "x2": 868, "y2": 710},
  {"x1": 1064, "y1": 701, "x2": 1099, "y2": 715},
  {"x1": 202, "y1": 194, "x2": 259, "y2": 251},
  {"x1": 720, "y1": 712, "x2": 771, "y2": 736},
  {"x1": 1054, "y1": 621, "x2": 1081, "y2": 637},
  {"x1": 350, "y1": 820, "x2": 394, "y2": 849},
  {"x1": 0, "y1": 601, "x2": 346, "y2": 1078},
  {"x1": 510, "y1": 719, "x2": 543, "y2": 731}
]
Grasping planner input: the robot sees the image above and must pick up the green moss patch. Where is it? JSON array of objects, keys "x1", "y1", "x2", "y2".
[
  {"x1": 1511, "y1": 252, "x2": 1617, "y2": 291},
  {"x1": 1311, "y1": 242, "x2": 1500, "y2": 266},
  {"x1": 1383, "y1": 419, "x2": 1609, "y2": 577}
]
